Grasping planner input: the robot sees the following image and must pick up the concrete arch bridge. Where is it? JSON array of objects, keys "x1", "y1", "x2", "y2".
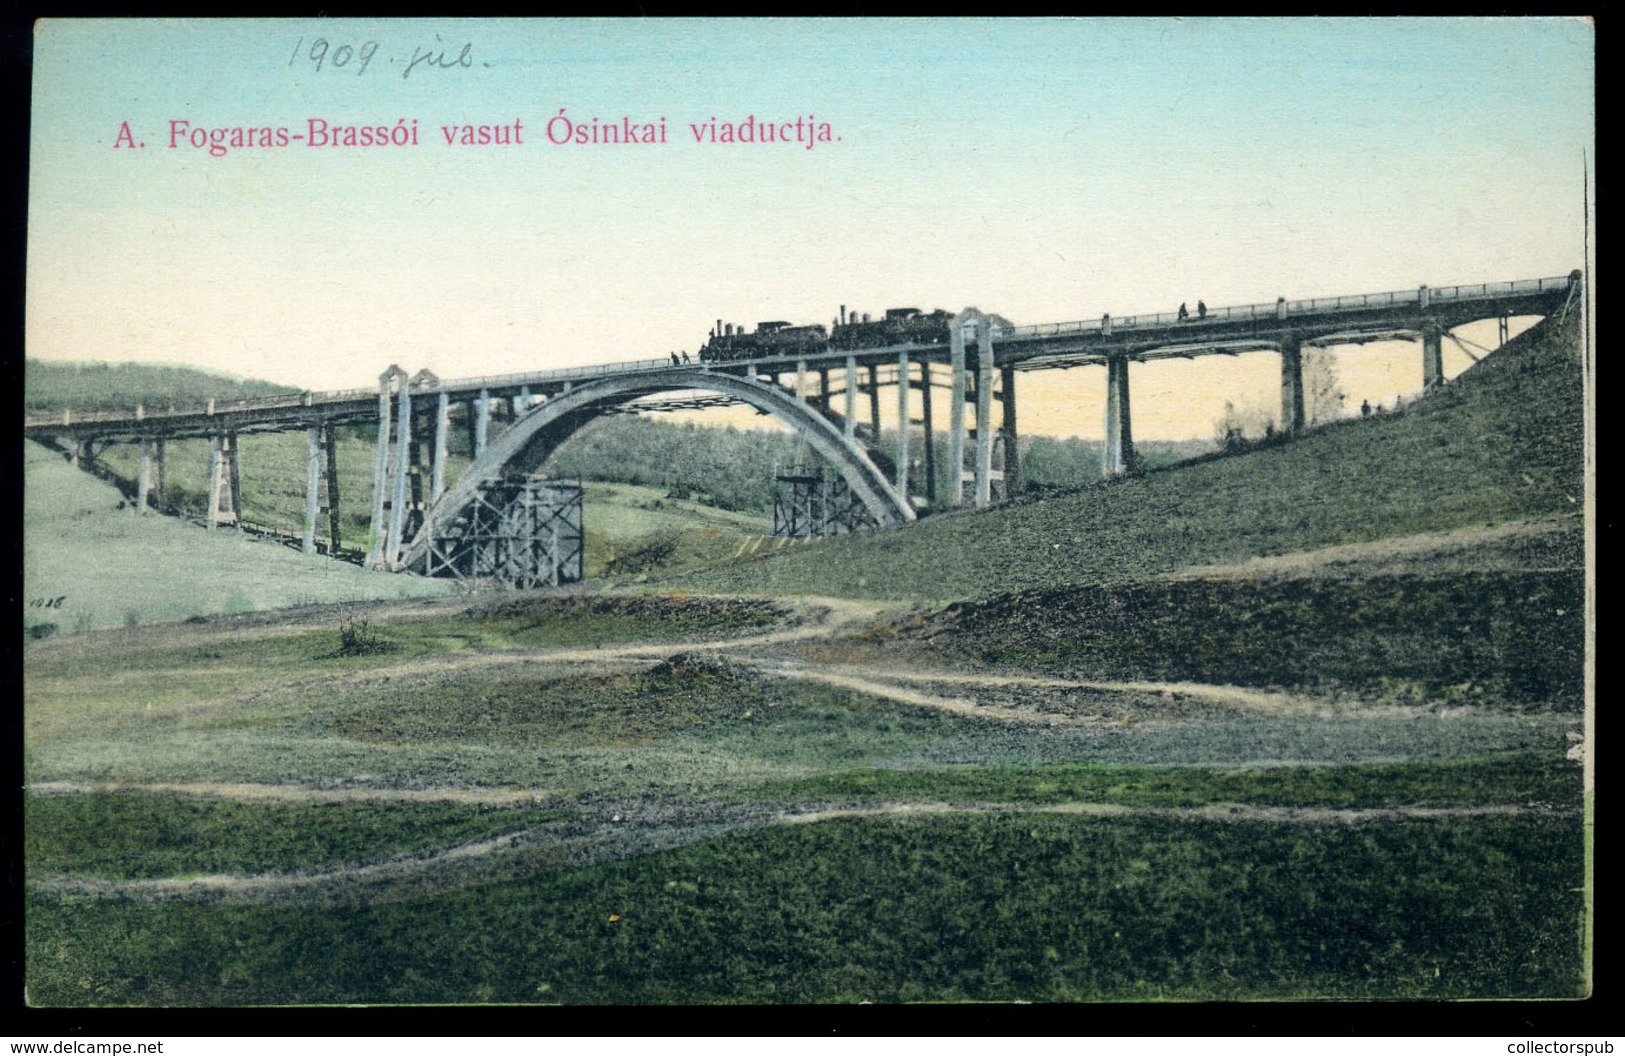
[{"x1": 23, "y1": 271, "x2": 1582, "y2": 582}]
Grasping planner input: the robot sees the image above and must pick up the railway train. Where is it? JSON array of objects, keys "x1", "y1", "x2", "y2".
[{"x1": 700, "y1": 307, "x2": 958, "y2": 363}]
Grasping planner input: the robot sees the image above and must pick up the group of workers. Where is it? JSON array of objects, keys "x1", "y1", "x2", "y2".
[
  {"x1": 668, "y1": 351, "x2": 693, "y2": 365},
  {"x1": 1176, "y1": 300, "x2": 1209, "y2": 322}
]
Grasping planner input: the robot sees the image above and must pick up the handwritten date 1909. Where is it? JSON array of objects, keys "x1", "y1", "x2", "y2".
[{"x1": 289, "y1": 36, "x2": 476, "y2": 81}]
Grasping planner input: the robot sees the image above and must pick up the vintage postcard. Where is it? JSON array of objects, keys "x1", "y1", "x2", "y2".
[{"x1": 22, "y1": 18, "x2": 1594, "y2": 1012}]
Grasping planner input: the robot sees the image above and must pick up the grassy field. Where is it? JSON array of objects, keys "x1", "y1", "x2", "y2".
[
  {"x1": 28, "y1": 811, "x2": 1583, "y2": 1005},
  {"x1": 846, "y1": 569, "x2": 1586, "y2": 710},
  {"x1": 22, "y1": 440, "x2": 458, "y2": 633},
  {"x1": 23, "y1": 310, "x2": 1590, "y2": 1006},
  {"x1": 24, "y1": 583, "x2": 1586, "y2": 1005}
]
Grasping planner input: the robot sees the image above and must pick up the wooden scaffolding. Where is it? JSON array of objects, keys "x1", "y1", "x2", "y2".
[
  {"x1": 420, "y1": 477, "x2": 584, "y2": 588},
  {"x1": 772, "y1": 470, "x2": 877, "y2": 539}
]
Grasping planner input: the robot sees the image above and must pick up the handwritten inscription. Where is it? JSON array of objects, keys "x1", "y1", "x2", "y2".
[
  {"x1": 290, "y1": 37, "x2": 380, "y2": 76},
  {"x1": 289, "y1": 35, "x2": 483, "y2": 81}
]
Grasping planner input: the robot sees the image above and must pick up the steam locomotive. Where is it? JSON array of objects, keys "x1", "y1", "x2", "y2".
[{"x1": 700, "y1": 307, "x2": 957, "y2": 363}]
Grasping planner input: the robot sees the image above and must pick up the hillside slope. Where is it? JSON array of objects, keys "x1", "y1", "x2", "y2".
[
  {"x1": 23, "y1": 441, "x2": 456, "y2": 634},
  {"x1": 26, "y1": 360, "x2": 298, "y2": 415},
  {"x1": 669, "y1": 311, "x2": 1585, "y2": 603}
]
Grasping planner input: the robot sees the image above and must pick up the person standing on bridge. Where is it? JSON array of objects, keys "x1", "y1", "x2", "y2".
[
  {"x1": 682, "y1": 350, "x2": 692, "y2": 364},
  {"x1": 1178, "y1": 302, "x2": 1189, "y2": 321},
  {"x1": 1197, "y1": 300, "x2": 1207, "y2": 319},
  {"x1": 670, "y1": 352, "x2": 681, "y2": 366}
]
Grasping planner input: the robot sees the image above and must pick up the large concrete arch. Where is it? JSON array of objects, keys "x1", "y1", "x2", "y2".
[{"x1": 402, "y1": 369, "x2": 914, "y2": 570}]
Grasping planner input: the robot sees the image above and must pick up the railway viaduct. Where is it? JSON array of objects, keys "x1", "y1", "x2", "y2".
[{"x1": 24, "y1": 272, "x2": 1581, "y2": 580}]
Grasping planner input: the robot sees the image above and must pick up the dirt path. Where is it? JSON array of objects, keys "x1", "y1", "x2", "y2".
[
  {"x1": 773, "y1": 668, "x2": 1110, "y2": 725},
  {"x1": 1170, "y1": 515, "x2": 1579, "y2": 583},
  {"x1": 806, "y1": 662, "x2": 1326, "y2": 711},
  {"x1": 781, "y1": 801, "x2": 1566, "y2": 826},
  {"x1": 773, "y1": 664, "x2": 1334, "y2": 722},
  {"x1": 307, "y1": 595, "x2": 897, "y2": 689}
]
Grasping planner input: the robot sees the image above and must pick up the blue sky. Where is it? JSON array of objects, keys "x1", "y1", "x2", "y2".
[{"x1": 27, "y1": 17, "x2": 1593, "y2": 436}]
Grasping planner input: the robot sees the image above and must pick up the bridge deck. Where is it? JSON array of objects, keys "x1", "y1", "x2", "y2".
[{"x1": 25, "y1": 274, "x2": 1575, "y2": 442}]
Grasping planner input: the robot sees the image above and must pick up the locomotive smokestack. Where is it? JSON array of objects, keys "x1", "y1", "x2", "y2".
[
  {"x1": 840, "y1": 304, "x2": 847, "y2": 325},
  {"x1": 716, "y1": 318, "x2": 723, "y2": 337}
]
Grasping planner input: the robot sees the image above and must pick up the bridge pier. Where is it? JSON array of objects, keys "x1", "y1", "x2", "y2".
[
  {"x1": 867, "y1": 364, "x2": 882, "y2": 437},
  {"x1": 948, "y1": 320, "x2": 968, "y2": 505},
  {"x1": 919, "y1": 361, "x2": 937, "y2": 506},
  {"x1": 895, "y1": 351, "x2": 910, "y2": 498},
  {"x1": 1421, "y1": 323, "x2": 1444, "y2": 388},
  {"x1": 324, "y1": 423, "x2": 342, "y2": 553},
  {"x1": 1000, "y1": 366, "x2": 1022, "y2": 499},
  {"x1": 475, "y1": 389, "x2": 491, "y2": 457},
  {"x1": 207, "y1": 433, "x2": 223, "y2": 530},
  {"x1": 386, "y1": 385, "x2": 413, "y2": 567},
  {"x1": 227, "y1": 431, "x2": 242, "y2": 527},
  {"x1": 303, "y1": 426, "x2": 322, "y2": 554},
  {"x1": 431, "y1": 391, "x2": 450, "y2": 503},
  {"x1": 154, "y1": 438, "x2": 166, "y2": 511},
  {"x1": 1280, "y1": 336, "x2": 1305, "y2": 432},
  {"x1": 796, "y1": 360, "x2": 808, "y2": 404},
  {"x1": 843, "y1": 356, "x2": 857, "y2": 442},
  {"x1": 367, "y1": 378, "x2": 394, "y2": 564},
  {"x1": 1103, "y1": 357, "x2": 1135, "y2": 478},
  {"x1": 974, "y1": 324, "x2": 994, "y2": 507},
  {"x1": 818, "y1": 368, "x2": 831, "y2": 415},
  {"x1": 136, "y1": 437, "x2": 152, "y2": 514}
]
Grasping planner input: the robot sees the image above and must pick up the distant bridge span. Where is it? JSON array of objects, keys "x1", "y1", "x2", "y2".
[{"x1": 24, "y1": 271, "x2": 1581, "y2": 573}]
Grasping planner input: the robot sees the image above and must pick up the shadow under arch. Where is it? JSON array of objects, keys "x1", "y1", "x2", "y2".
[{"x1": 402, "y1": 368, "x2": 914, "y2": 572}]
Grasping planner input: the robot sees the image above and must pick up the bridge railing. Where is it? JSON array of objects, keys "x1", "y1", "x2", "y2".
[
  {"x1": 1005, "y1": 275, "x2": 1571, "y2": 342},
  {"x1": 435, "y1": 356, "x2": 681, "y2": 394},
  {"x1": 27, "y1": 275, "x2": 1578, "y2": 430},
  {"x1": 1431, "y1": 275, "x2": 1571, "y2": 303}
]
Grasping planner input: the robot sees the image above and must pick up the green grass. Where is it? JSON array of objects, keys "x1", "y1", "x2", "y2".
[
  {"x1": 26, "y1": 796, "x2": 576, "y2": 880},
  {"x1": 882, "y1": 570, "x2": 1586, "y2": 710},
  {"x1": 22, "y1": 440, "x2": 457, "y2": 632},
  {"x1": 667, "y1": 313, "x2": 1584, "y2": 602},
  {"x1": 329, "y1": 656, "x2": 768, "y2": 749},
  {"x1": 26, "y1": 812, "x2": 1585, "y2": 1005},
  {"x1": 734, "y1": 748, "x2": 1581, "y2": 810}
]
